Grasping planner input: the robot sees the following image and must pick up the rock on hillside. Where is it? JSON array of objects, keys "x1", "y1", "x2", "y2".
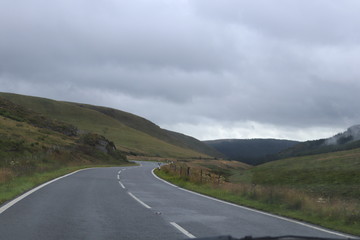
[{"x1": 79, "y1": 133, "x2": 116, "y2": 154}]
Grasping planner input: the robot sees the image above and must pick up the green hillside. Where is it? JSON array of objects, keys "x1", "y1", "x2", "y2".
[
  {"x1": 236, "y1": 147, "x2": 360, "y2": 199},
  {"x1": 0, "y1": 96, "x2": 127, "y2": 164},
  {"x1": 0, "y1": 92, "x2": 213, "y2": 158},
  {"x1": 74, "y1": 103, "x2": 224, "y2": 158},
  {"x1": 0, "y1": 96, "x2": 130, "y2": 204}
]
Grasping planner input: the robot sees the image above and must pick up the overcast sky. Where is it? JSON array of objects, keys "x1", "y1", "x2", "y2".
[{"x1": 1, "y1": 0, "x2": 360, "y2": 141}]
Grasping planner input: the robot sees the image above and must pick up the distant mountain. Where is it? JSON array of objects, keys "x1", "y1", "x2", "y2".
[
  {"x1": 325, "y1": 125, "x2": 360, "y2": 145},
  {"x1": 276, "y1": 125, "x2": 360, "y2": 159},
  {"x1": 203, "y1": 139, "x2": 299, "y2": 165}
]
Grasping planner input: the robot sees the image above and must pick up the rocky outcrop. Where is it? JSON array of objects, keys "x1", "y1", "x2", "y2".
[{"x1": 79, "y1": 133, "x2": 116, "y2": 154}]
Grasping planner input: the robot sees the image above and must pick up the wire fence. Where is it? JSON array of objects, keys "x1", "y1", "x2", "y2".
[{"x1": 161, "y1": 162, "x2": 226, "y2": 184}]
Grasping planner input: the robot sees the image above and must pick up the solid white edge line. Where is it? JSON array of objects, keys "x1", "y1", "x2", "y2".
[
  {"x1": 117, "y1": 175, "x2": 120, "y2": 180},
  {"x1": 128, "y1": 192, "x2": 151, "y2": 209},
  {"x1": 170, "y1": 222, "x2": 196, "y2": 239},
  {"x1": 118, "y1": 181, "x2": 125, "y2": 189},
  {"x1": 0, "y1": 168, "x2": 89, "y2": 215},
  {"x1": 151, "y1": 169, "x2": 355, "y2": 239}
]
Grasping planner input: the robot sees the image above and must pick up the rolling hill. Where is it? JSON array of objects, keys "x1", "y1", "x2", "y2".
[
  {"x1": 0, "y1": 92, "x2": 221, "y2": 159},
  {"x1": 236, "y1": 147, "x2": 360, "y2": 199},
  {"x1": 0, "y1": 96, "x2": 128, "y2": 181},
  {"x1": 204, "y1": 138, "x2": 299, "y2": 165},
  {"x1": 74, "y1": 103, "x2": 224, "y2": 158}
]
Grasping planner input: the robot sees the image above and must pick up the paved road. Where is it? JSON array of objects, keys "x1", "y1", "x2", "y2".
[{"x1": 0, "y1": 161, "x2": 354, "y2": 240}]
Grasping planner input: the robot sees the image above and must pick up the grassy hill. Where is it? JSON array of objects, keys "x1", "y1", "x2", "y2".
[
  {"x1": 75, "y1": 103, "x2": 224, "y2": 158},
  {"x1": 0, "y1": 92, "x2": 217, "y2": 158},
  {"x1": 0, "y1": 96, "x2": 128, "y2": 165},
  {"x1": 204, "y1": 138, "x2": 299, "y2": 165},
  {"x1": 0, "y1": 96, "x2": 130, "y2": 203},
  {"x1": 234, "y1": 147, "x2": 360, "y2": 199}
]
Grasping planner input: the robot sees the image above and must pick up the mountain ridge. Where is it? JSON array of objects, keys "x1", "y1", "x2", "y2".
[
  {"x1": 325, "y1": 124, "x2": 360, "y2": 145},
  {"x1": 75, "y1": 103, "x2": 224, "y2": 158},
  {"x1": 204, "y1": 138, "x2": 299, "y2": 165},
  {"x1": 0, "y1": 92, "x2": 220, "y2": 158},
  {"x1": 276, "y1": 125, "x2": 360, "y2": 159}
]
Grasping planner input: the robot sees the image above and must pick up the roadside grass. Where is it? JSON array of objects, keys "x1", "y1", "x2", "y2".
[
  {"x1": 0, "y1": 162, "x2": 136, "y2": 206},
  {"x1": 240, "y1": 148, "x2": 360, "y2": 199},
  {"x1": 155, "y1": 169, "x2": 360, "y2": 236}
]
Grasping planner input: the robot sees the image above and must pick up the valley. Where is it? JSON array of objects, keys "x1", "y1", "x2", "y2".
[{"x1": 1, "y1": 92, "x2": 359, "y2": 237}]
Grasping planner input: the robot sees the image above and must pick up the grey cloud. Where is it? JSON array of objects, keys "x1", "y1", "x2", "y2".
[
  {"x1": 0, "y1": 0, "x2": 235, "y2": 73},
  {"x1": 192, "y1": 0, "x2": 360, "y2": 45},
  {"x1": 1, "y1": 0, "x2": 360, "y2": 140}
]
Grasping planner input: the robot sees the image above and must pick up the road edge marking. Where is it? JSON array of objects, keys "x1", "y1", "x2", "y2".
[
  {"x1": 151, "y1": 169, "x2": 355, "y2": 239},
  {"x1": 170, "y1": 222, "x2": 196, "y2": 239},
  {"x1": 128, "y1": 192, "x2": 151, "y2": 209},
  {"x1": 0, "y1": 168, "x2": 90, "y2": 215}
]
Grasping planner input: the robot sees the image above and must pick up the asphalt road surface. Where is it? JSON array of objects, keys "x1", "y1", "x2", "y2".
[{"x1": 0, "y1": 161, "x2": 355, "y2": 240}]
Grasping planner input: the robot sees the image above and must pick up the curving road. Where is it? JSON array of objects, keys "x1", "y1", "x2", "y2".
[{"x1": 0, "y1": 161, "x2": 354, "y2": 240}]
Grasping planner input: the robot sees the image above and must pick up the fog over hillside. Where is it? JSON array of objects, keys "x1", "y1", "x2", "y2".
[{"x1": 325, "y1": 125, "x2": 360, "y2": 145}]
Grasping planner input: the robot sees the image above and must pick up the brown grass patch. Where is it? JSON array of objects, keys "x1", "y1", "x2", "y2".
[{"x1": 0, "y1": 168, "x2": 15, "y2": 183}]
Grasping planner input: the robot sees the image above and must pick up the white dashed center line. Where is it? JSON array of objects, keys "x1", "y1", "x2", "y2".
[
  {"x1": 118, "y1": 181, "x2": 125, "y2": 189},
  {"x1": 128, "y1": 192, "x2": 151, "y2": 209},
  {"x1": 170, "y1": 222, "x2": 196, "y2": 239},
  {"x1": 117, "y1": 170, "x2": 125, "y2": 188}
]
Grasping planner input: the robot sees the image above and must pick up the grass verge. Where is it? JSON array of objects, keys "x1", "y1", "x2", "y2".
[
  {"x1": 0, "y1": 163, "x2": 135, "y2": 206},
  {"x1": 154, "y1": 169, "x2": 360, "y2": 237}
]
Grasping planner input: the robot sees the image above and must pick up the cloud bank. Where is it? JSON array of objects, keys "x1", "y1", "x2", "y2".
[{"x1": 1, "y1": 0, "x2": 360, "y2": 141}]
